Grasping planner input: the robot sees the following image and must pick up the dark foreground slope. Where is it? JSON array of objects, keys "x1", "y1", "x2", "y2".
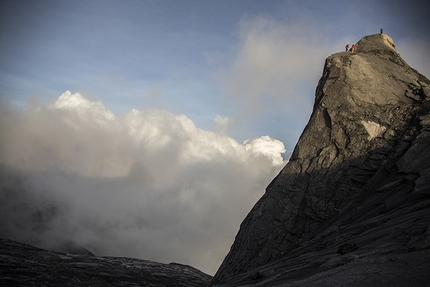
[
  {"x1": 0, "y1": 238, "x2": 212, "y2": 287},
  {"x1": 212, "y1": 33, "x2": 430, "y2": 286}
]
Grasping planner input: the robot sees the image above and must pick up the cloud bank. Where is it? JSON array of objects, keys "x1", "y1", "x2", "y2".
[
  {"x1": 217, "y1": 16, "x2": 341, "y2": 117},
  {"x1": 0, "y1": 91, "x2": 286, "y2": 275}
]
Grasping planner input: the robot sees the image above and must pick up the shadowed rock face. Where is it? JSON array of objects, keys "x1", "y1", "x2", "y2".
[{"x1": 211, "y1": 34, "x2": 430, "y2": 286}]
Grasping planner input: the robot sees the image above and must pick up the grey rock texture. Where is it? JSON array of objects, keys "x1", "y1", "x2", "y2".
[
  {"x1": 211, "y1": 33, "x2": 430, "y2": 286},
  {"x1": 0, "y1": 238, "x2": 212, "y2": 286}
]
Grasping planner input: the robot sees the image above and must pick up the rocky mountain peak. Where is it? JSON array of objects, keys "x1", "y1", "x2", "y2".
[
  {"x1": 354, "y1": 33, "x2": 397, "y2": 54},
  {"x1": 211, "y1": 34, "x2": 430, "y2": 286}
]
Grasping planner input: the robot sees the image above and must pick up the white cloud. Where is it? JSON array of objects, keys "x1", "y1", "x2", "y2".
[
  {"x1": 244, "y1": 136, "x2": 286, "y2": 166},
  {"x1": 0, "y1": 91, "x2": 286, "y2": 275},
  {"x1": 51, "y1": 90, "x2": 116, "y2": 125},
  {"x1": 217, "y1": 16, "x2": 334, "y2": 116},
  {"x1": 212, "y1": 114, "x2": 232, "y2": 134}
]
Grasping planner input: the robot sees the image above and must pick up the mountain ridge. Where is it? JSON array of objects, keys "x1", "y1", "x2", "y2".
[
  {"x1": 0, "y1": 237, "x2": 212, "y2": 286},
  {"x1": 211, "y1": 33, "x2": 430, "y2": 286}
]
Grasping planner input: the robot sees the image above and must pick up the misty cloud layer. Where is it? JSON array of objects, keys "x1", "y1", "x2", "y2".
[
  {"x1": 217, "y1": 16, "x2": 344, "y2": 118},
  {"x1": 0, "y1": 91, "x2": 286, "y2": 274}
]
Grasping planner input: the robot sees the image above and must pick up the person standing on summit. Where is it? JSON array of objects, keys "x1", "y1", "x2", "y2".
[{"x1": 345, "y1": 44, "x2": 350, "y2": 51}]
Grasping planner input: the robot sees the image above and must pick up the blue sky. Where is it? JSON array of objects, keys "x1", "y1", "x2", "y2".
[{"x1": 2, "y1": 0, "x2": 429, "y2": 151}]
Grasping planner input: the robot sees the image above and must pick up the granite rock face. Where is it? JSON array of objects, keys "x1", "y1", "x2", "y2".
[
  {"x1": 211, "y1": 34, "x2": 430, "y2": 286},
  {"x1": 0, "y1": 238, "x2": 212, "y2": 287}
]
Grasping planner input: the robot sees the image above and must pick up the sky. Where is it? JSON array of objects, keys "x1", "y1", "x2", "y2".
[{"x1": 1, "y1": 0, "x2": 429, "y2": 275}]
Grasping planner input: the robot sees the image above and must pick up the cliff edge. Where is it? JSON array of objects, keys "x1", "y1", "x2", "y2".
[{"x1": 212, "y1": 33, "x2": 430, "y2": 286}]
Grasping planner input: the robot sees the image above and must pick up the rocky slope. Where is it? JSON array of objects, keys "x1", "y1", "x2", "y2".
[
  {"x1": 211, "y1": 33, "x2": 430, "y2": 286},
  {"x1": 0, "y1": 238, "x2": 212, "y2": 286}
]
